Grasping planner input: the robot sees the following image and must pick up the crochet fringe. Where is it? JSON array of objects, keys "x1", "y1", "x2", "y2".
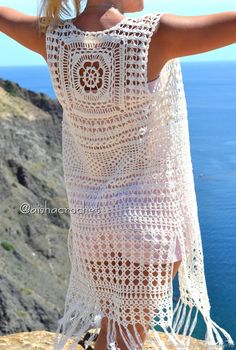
[{"x1": 53, "y1": 292, "x2": 235, "y2": 350}]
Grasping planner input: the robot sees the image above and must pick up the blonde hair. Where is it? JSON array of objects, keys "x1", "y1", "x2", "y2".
[{"x1": 37, "y1": 0, "x2": 81, "y2": 33}]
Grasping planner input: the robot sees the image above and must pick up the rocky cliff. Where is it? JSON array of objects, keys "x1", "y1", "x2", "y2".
[{"x1": 0, "y1": 77, "x2": 71, "y2": 334}]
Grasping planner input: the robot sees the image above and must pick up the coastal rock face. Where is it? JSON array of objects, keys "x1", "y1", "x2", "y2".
[
  {"x1": 0, "y1": 78, "x2": 62, "y2": 120},
  {"x1": 0, "y1": 78, "x2": 71, "y2": 334},
  {"x1": 0, "y1": 330, "x2": 223, "y2": 350}
]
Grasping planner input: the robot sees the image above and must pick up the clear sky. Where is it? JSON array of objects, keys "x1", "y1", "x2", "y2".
[{"x1": 0, "y1": 0, "x2": 236, "y2": 66}]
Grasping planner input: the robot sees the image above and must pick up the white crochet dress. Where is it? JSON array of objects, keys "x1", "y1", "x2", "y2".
[{"x1": 45, "y1": 11, "x2": 234, "y2": 350}]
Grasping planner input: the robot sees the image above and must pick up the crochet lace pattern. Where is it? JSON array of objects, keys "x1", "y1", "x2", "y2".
[{"x1": 45, "y1": 11, "x2": 235, "y2": 350}]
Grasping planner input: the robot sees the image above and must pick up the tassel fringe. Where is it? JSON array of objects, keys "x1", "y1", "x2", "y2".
[
  {"x1": 53, "y1": 302, "x2": 99, "y2": 350},
  {"x1": 172, "y1": 297, "x2": 235, "y2": 350},
  {"x1": 53, "y1": 294, "x2": 234, "y2": 350}
]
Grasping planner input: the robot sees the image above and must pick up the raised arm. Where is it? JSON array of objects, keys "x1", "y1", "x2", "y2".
[
  {"x1": 156, "y1": 11, "x2": 236, "y2": 61},
  {"x1": 0, "y1": 6, "x2": 46, "y2": 61}
]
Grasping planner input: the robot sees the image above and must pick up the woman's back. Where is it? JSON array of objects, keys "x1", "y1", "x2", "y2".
[
  {"x1": 46, "y1": 12, "x2": 175, "y2": 223},
  {"x1": 46, "y1": 12, "x2": 184, "y2": 241}
]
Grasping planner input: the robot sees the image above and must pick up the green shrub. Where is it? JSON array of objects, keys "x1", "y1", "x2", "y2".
[
  {"x1": 21, "y1": 287, "x2": 33, "y2": 295},
  {"x1": 4, "y1": 81, "x2": 18, "y2": 96},
  {"x1": 1, "y1": 240, "x2": 15, "y2": 251}
]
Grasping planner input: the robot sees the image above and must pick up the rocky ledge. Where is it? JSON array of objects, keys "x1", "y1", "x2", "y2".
[{"x1": 0, "y1": 329, "x2": 223, "y2": 349}]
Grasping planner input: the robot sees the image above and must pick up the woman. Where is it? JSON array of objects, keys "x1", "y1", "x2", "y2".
[{"x1": 0, "y1": 1, "x2": 235, "y2": 349}]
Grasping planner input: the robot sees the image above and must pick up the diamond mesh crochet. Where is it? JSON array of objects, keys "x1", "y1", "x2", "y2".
[{"x1": 45, "y1": 11, "x2": 235, "y2": 350}]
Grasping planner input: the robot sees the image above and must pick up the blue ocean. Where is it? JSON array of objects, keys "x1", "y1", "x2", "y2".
[{"x1": 0, "y1": 61, "x2": 235, "y2": 346}]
